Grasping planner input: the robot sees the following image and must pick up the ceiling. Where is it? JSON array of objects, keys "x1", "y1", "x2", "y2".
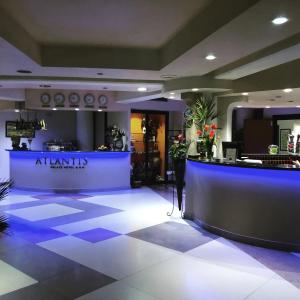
[{"x1": 0, "y1": 0, "x2": 300, "y2": 105}]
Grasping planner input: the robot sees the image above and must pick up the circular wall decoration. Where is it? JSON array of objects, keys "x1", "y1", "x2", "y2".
[
  {"x1": 68, "y1": 93, "x2": 80, "y2": 105},
  {"x1": 54, "y1": 93, "x2": 65, "y2": 106},
  {"x1": 40, "y1": 93, "x2": 51, "y2": 106},
  {"x1": 98, "y1": 95, "x2": 108, "y2": 106},
  {"x1": 84, "y1": 93, "x2": 95, "y2": 106}
]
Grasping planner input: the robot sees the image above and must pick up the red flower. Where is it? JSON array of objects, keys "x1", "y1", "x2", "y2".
[
  {"x1": 204, "y1": 124, "x2": 210, "y2": 131},
  {"x1": 211, "y1": 123, "x2": 217, "y2": 130},
  {"x1": 197, "y1": 130, "x2": 202, "y2": 136},
  {"x1": 177, "y1": 134, "x2": 184, "y2": 141},
  {"x1": 209, "y1": 130, "x2": 215, "y2": 139}
]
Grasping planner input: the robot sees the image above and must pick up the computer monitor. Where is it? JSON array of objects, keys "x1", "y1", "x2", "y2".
[{"x1": 222, "y1": 142, "x2": 243, "y2": 159}]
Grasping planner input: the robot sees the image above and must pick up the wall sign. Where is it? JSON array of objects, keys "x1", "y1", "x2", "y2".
[{"x1": 36, "y1": 157, "x2": 88, "y2": 169}]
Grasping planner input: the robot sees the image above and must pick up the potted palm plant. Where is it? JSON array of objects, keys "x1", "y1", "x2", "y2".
[
  {"x1": 169, "y1": 134, "x2": 189, "y2": 211},
  {"x1": 0, "y1": 181, "x2": 12, "y2": 233}
]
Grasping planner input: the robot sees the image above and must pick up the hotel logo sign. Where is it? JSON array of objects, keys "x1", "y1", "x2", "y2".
[{"x1": 36, "y1": 157, "x2": 88, "y2": 169}]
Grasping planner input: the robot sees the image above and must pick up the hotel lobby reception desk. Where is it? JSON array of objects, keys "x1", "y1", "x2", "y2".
[
  {"x1": 185, "y1": 159, "x2": 300, "y2": 251},
  {"x1": 8, "y1": 150, "x2": 130, "y2": 191}
]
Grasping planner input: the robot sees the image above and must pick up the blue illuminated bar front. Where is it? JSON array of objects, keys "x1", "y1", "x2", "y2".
[{"x1": 185, "y1": 159, "x2": 300, "y2": 251}]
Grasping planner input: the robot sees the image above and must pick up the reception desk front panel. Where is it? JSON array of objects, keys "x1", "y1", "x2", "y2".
[
  {"x1": 185, "y1": 159, "x2": 300, "y2": 251},
  {"x1": 9, "y1": 151, "x2": 131, "y2": 191}
]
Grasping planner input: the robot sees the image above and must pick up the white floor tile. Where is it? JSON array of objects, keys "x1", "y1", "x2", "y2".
[
  {"x1": 39, "y1": 235, "x2": 179, "y2": 280},
  {"x1": 0, "y1": 195, "x2": 38, "y2": 206},
  {"x1": 54, "y1": 209, "x2": 170, "y2": 235},
  {"x1": 186, "y1": 238, "x2": 277, "y2": 278},
  {"x1": 246, "y1": 277, "x2": 300, "y2": 300},
  {"x1": 76, "y1": 281, "x2": 159, "y2": 300},
  {"x1": 0, "y1": 260, "x2": 37, "y2": 296},
  {"x1": 6, "y1": 203, "x2": 82, "y2": 221},
  {"x1": 124, "y1": 255, "x2": 273, "y2": 300}
]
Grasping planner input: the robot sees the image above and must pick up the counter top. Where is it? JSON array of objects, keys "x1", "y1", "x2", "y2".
[
  {"x1": 187, "y1": 157, "x2": 300, "y2": 171},
  {"x1": 6, "y1": 150, "x2": 130, "y2": 153}
]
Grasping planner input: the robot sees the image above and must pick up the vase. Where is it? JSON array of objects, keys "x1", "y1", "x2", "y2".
[
  {"x1": 206, "y1": 141, "x2": 213, "y2": 160},
  {"x1": 173, "y1": 159, "x2": 186, "y2": 211},
  {"x1": 196, "y1": 139, "x2": 206, "y2": 159}
]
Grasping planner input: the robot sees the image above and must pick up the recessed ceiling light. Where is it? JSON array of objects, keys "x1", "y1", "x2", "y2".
[
  {"x1": 242, "y1": 92, "x2": 248, "y2": 96},
  {"x1": 169, "y1": 96, "x2": 175, "y2": 99},
  {"x1": 14, "y1": 109, "x2": 20, "y2": 113},
  {"x1": 296, "y1": 106, "x2": 300, "y2": 108},
  {"x1": 272, "y1": 16, "x2": 288, "y2": 25},
  {"x1": 17, "y1": 69, "x2": 32, "y2": 74},
  {"x1": 288, "y1": 100, "x2": 294, "y2": 103},
  {"x1": 103, "y1": 87, "x2": 108, "y2": 90},
  {"x1": 98, "y1": 109, "x2": 103, "y2": 112},
  {"x1": 283, "y1": 88, "x2": 293, "y2": 93},
  {"x1": 170, "y1": 92, "x2": 175, "y2": 95},
  {"x1": 205, "y1": 54, "x2": 216, "y2": 61},
  {"x1": 75, "y1": 108, "x2": 80, "y2": 111},
  {"x1": 269, "y1": 99, "x2": 275, "y2": 102},
  {"x1": 137, "y1": 87, "x2": 147, "y2": 92},
  {"x1": 265, "y1": 106, "x2": 271, "y2": 109},
  {"x1": 237, "y1": 105, "x2": 243, "y2": 108},
  {"x1": 52, "y1": 108, "x2": 57, "y2": 111},
  {"x1": 160, "y1": 74, "x2": 177, "y2": 79},
  {"x1": 97, "y1": 72, "x2": 103, "y2": 75},
  {"x1": 40, "y1": 84, "x2": 51, "y2": 88},
  {"x1": 192, "y1": 88, "x2": 199, "y2": 92}
]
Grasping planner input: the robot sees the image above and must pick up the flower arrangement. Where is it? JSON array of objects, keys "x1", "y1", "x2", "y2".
[
  {"x1": 197, "y1": 123, "x2": 217, "y2": 159},
  {"x1": 169, "y1": 134, "x2": 189, "y2": 160},
  {"x1": 97, "y1": 145, "x2": 108, "y2": 151}
]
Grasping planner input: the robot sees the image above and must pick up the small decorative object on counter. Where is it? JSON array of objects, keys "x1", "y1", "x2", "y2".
[
  {"x1": 296, "y1": 135, "x2": 300, "y2": 154},
  {"x1": 288, "y1": 134, "x2": 295, "y2": 153},
  {"x1": 106, "y1": 125, "x2": 126, "y2": 151},
  {"x1": 268, "y1": 144, "x2": 279, "y2": 155},
  {"x1": 97, "y1": 145, "x2": 108, "y2": 151},
  {"x1": 196, "y1": 123, "x2": 217, "y2": 160},
  {"x1": 169, "y1": 134, "x2": 189, "y2": 211}
]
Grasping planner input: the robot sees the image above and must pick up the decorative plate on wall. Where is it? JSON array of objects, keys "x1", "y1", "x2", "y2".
[
  {"x1": 68, "y1": 93, "x2": 80, "y2": 106},
  {"x1": 98, "y1": 95, "x2": 108, "y2": 106},
  {"x1": 54, "y1": 93, "x2": 65, "y2": 106},
  {"x1": 84, "y1": 93, "x2": 95, "y2": 106},
  {"x1": 40, "y1": 93, "x2": 51, "y2": 106}
]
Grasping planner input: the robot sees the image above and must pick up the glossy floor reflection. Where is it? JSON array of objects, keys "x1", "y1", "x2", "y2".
[{"x1": 0, "y1": 186, "x2": 299, "y2": 299}]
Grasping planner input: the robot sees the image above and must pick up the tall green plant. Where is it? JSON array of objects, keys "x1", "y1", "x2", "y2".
[
  {"x1": 0, "y1": 180, "x2": 12, "y2": 233},
  {"x1": 185, "y1": 95, "x2": 217, "y2": 129}
]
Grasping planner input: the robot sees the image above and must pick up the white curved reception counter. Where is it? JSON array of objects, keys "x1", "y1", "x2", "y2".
[{"x1": 8, "y1": 150, "x2": 131, "y2": 192}]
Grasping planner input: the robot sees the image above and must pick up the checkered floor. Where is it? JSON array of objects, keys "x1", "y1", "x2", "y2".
[{"x1": 0, "y1": 186, "x2": 299, "y2": 299}]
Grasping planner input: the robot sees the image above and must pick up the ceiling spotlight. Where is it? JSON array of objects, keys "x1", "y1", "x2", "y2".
[
  {"x1": 98, "y1": 109, "x2": 103, "y2": 112},
  {"x1": 52, "y1": 108, "x2": 57, "y2": 111},
  {"x1": 75, "y1": 108, "x2": 80, "y2": 111},
  {"x1": 192, "y1": 88, "x2": 199, "y2": 92},
  {"x1": 283, "y1": 88, "x2": 293, "y2": 93},
  {"x1": 236, "y1": 105, "x2": 243, "y2": 108},
  {"x1": 169, "y1": 96, "x2": 175, "y2": 99},
  {"x1": 137, "y1": 87, "x2": 147, "y2": 92},
  {"x1": 97, "y1": 72, "x2": 103, "y2": 75},
  {"x1": 265, "y1": 106, "x2": 271, "y2": 109},
  {"x1": 17, "y1": 69, "x2": 32, "y2": 74},
  {"x1": 170, "y1": 92, "x2": 175, "y2": 95},
  {"x1": 205, "y1": 54, "x2": 216, "y2": 61},
  {"x1": 242, "y1": 92, "x2": 249, "y2": 96},
  {"x1": 160, "y1": 74, "x2": 177, "y2": 79},
  {"x1": 272, "y1": 16, "x2": 289, "y2": 25},
  {"x1": 103, "y1": 87, "x2": 108, "y2": 90},
  {"x1": 296, "y1": 106, "x2": 300, "y2": 108},
  {"x1": 14, "y1": 109, "x2": 20, "y2": 113},
  {"x1": 288, "y1": 100, "x2": 294, "y2": 103},
  {"x1": 40, "y1": 84, "x2": 51, "y2": 88}
]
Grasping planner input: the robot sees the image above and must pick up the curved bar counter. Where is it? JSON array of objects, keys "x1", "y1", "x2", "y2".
[
  {"x1": 8, "y1": 150, "x2": 131, "y2": 192},
  {"x1": 185, "y1": 159, "x2": 300, "y2": 251}
]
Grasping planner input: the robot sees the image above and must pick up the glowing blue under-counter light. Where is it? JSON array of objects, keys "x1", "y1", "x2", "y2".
[
  {"x1": 185, "y1": 159, "x2": 300, "y2": 251},
  {"x1": 8, "y1": 150, "x2": 131, "y2": 192}
]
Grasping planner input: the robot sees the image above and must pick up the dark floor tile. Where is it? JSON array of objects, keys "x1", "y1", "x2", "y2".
[
  {"x1": 234, "y1": 241, "x2": 300, "y2": 289},
  {"x1": 128, "y1": 221, "x2": 217, "y2": 252},
  {"x1": 74, "y1": 227, "x2": 120, "y2": 243},
  {"x1": 0, "y1": 244, "x2": 80, "y2": 281},
  {"x1": 0, "y1": 283, "x2": 68, "y2": 300},
  {"x1": 42, "y1": 265, "x2": 115, "y2": 299},
  {"x1": 0, "y1": 233, "x2": 31, "y2": 254}
]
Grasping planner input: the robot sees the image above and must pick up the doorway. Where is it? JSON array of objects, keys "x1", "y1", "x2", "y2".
[{"x1": 130, "y1": 110, "x2": 168, "y2": 185}]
